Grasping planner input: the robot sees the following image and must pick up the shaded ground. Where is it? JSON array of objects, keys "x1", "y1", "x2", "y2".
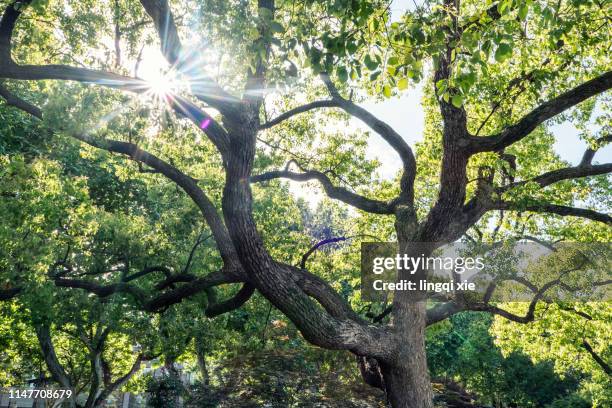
[{"x1": 178, "y1": 350, "x2": 485, "y2": 408}]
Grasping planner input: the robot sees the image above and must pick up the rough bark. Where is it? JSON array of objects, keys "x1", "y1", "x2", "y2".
[{"x1": 383, "y1": 240, "x2": 437, "y2": 408}]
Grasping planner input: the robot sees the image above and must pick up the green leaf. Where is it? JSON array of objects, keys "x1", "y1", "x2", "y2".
[
  {"x1": 410, "y1": 26, "x2": 425, "y2": 44},
  {"x1": 248, "y1": 27, "x2": 261, "y2": 40},
  {"x1": 518, "y1": 4, "x2": 529, "y2": 20},
  {"x1": 436, "y1": 79, "x2": 447, "y2": 93},
  {"x1": 347, "y1": 42, "x2": 358, "y2": 54},
  {"x1": 32, "y1": 0, "x2": 50, "y2": 12},
  {"x1": 364, "y1": 54, "x2": 379, "y2": 71},
  {"x1": 495, "y1": 43, "x2": 513, "y2": 63},
  {"x1": 269, "y1": 21, "x2": 285, "y2": 33},
  {"x1": 336, "y1": 66, "x2": 348, "y2": 83},
  {"x1": 451, "y1": 94, "x2": 464, "y2": 108},
  {"x1": 397, "y1": 78, "x2": 408, "y2": 90},
  {"x1": 382, "y1": 85, "x2": 392, "y2": 98},
  {"x1": 497, "y1": 0, "x2": 511, "y2": 15},
  {"x1": 387, "y1": 56, "x2": 399, "y2": 66}
]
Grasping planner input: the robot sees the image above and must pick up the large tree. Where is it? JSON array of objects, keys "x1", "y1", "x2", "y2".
[{"x1": 0, "y1": 0, "x2": 610, "y2": 407}]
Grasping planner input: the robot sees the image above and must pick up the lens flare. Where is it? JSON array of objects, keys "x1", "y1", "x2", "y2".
[
  {"x1": 145, "y1": 68, "x2": 182, "y2": 101},
  {"x1": 200, "y1": 118, "x2": 211, "y2": 129}
]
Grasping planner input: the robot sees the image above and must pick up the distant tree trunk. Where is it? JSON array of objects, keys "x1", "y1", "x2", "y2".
[
  {"x1": 34, "y1": 324, "x2": 76, "y2": 408},
  {"x1": 195, "y1": 346, "x2": 209, "y2": 385},
  {"x1": 164, "y1": 356, "x2": 179, "y2": 376},
  {"x1": 164, "y1": 356, "x2": 182, "y2": 407},
  {"x1": 84, "y1": 350, "x2": 103, "y2": 408}
]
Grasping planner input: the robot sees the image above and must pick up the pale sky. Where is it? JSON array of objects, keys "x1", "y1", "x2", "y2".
[{"x1": 355, "y1": 85, "x2": 612, "y2": 179}]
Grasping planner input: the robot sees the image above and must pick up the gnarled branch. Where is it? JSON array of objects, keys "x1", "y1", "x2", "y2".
[
  {"x1": 499, "y1": 163, "x2": 612, "y2": 193},
  {"x1": 470, "y1": 71, "x2": 612, "y2": 152},
  {"x1": 320, "y1": 73, "x2": 416, "y2": 205},
  {"x1": 251, "y1": 167, "x2": 394, "y2": 214},
  {"x1": 491, "y1": 201, "x2": 612, "y2": 225},
  {"x1": 259, "y1": 99, "x2": 340, "y2": 130},
  {"x1": 205, "y1": 283, "x2": 255, "y2": 318}
]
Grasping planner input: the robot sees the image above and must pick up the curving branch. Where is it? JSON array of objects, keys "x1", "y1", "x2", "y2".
[
  {"x1": 164, "y1": 94, "x2": 230, "y2": 153},
  {"x1": 143, "y1": 267, "x2": 245, "y2": 312},
  {"x1": 0, "y1": 81, "x2": 41, "y2": 117},
  {"x1": 294, "y1": 267, "x2": 364, "y2": 322},
  {"x1": 426, "y1": 301, "x2": 463, "y2": 326},
  {"x1": 251, "y1": 167, "x2": 394, "y2": 214},
  {"x1": 77, "y1": 133, "x2": 243, "y2": 263},
  {"x1": 491, "y1": 201, "x2": 612, "y2": 225},
  {"x1": 122, "y1": 266, "x2": 173, "y2": 283},
  {"x1": 499, "y1": 163, "x2": 612, "y2": 192},
  {"x1": 53, "y1": 267, "x2": 244, "y2": 313},
  {"x1": 182, "y1": 233, "x2": 211, "y2": 274},
  {"x1": 499, "y1": 135, "x2": 612, "y2": 192},
  {"x1": 53, "y1": 278, "x2": 149, "y2": 305},
  {"x1": 427, "y1": 249, "x2": 607, "y2": 327},
  {"x1": 320, "y1": 73, "x2": 416, "y2": 205},
  {"x1": 95, "y1": 351, "x2": 159, "y2": 405},
  {"x1": 470, "y1": 71, "x2": 612, "y2": 152},
  {"x1": 466, "y1": 256, "x2": 595, "y2": 324},
  {"x1": 205, "y1": 283, "x2": 255, "y2": 318},
  {"x1": 300, "y1": 236, "x2": 347, "y2": 269},
  {"x1": 0, "y1": 1, "x2": 145, "y2": 90},
  {"x1": 259, "y1": 99, "x2": 340, "y2": 130},
  {"x1": 582, "y1": 340, "x2": 611, "y2": 375},
  {"x1": 580, "y1": 134, "x2": 612, "y2": 167},
  {"x1": 35, "y1": 324, "x2": 74, "y2": 392},
  {"x1": 154, "y1": 272, "x2": 197, "y2": 290}
]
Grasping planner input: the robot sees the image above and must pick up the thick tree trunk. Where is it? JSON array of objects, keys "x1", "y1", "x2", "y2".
[{"x1": 382, "y1": 302, "x2": 433, "y2": 408}]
